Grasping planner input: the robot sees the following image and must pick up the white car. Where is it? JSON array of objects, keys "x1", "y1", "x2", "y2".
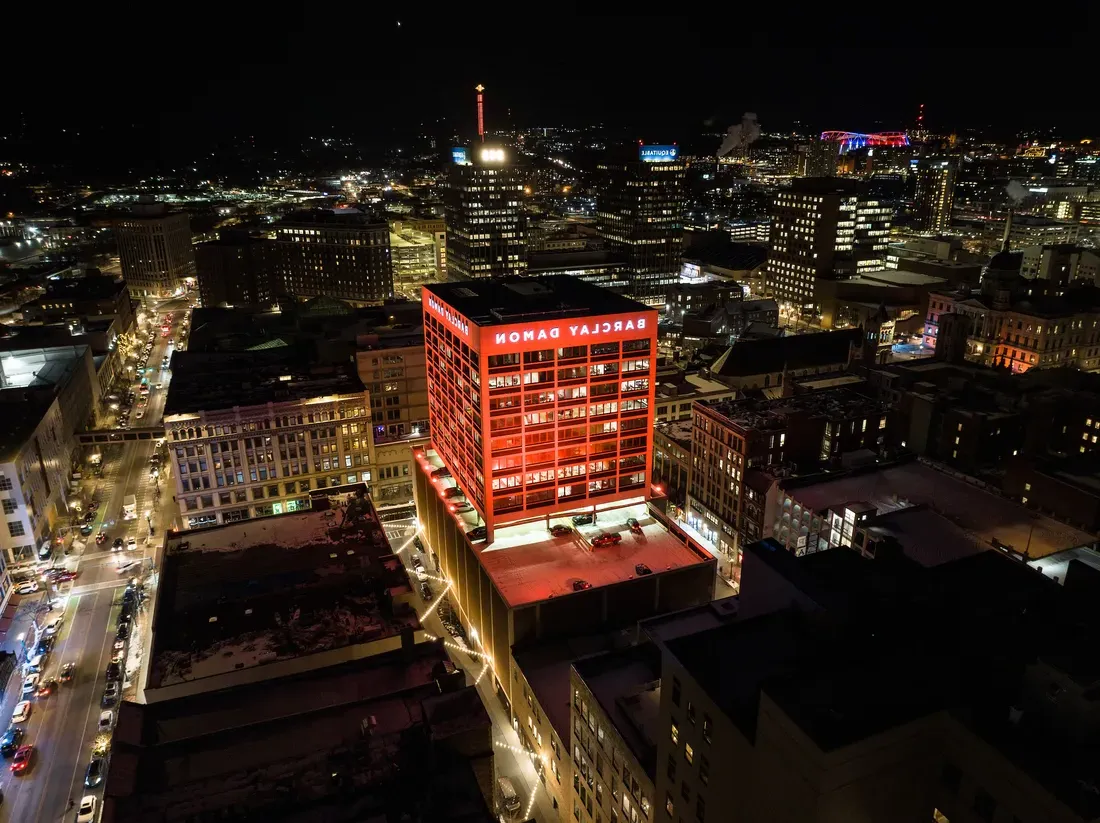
[
  {"x1": 127, "y1": 536, "x2": 137, "y2": 550},
  {"x1": 77, "y1": 796, "x2": 97, "y2": 823},
  {"x1": 14, "y1": 581, "x2": 38, "y2": 595},
  {"x1": 44, "y1": 615, "x2": 64, "y2": 636},
  {"x1": 11, "y1": 701, "x2": 31, "y2": 723},
  {"x1": 26, "y1": 653, "x2": 45, "y2": 671},
  {"x1": 21, "y1": 674, "x2": 39, "y2": 696},
  {"x1": 415, "y1": 566, "x2": 428, "y2": 582},
  {"x1": 117, "y1": 560, "x2": 139, "y2": 574},
  {"x1": 98, "y1": 710, "x2": 113, "y2": 732},
  {"x1": 135, "y1": 410, "x2": 145, "y2": 419}
]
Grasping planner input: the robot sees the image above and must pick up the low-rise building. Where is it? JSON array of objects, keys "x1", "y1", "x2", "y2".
[
  {"x1": 526, "y1": 250, "x2": 630, "y2": 292},
  {"x1": 20, "y1": 272, "x2": 134, "y2": 332},
  {"x1": 704, "y1": 327, "x2": 864, "y2": 394}
]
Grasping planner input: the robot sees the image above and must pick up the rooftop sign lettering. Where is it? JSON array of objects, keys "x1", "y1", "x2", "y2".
[
  {"x1": 426, "y1": 295, "x2": 470, "y2": 336},
  {"x1": 494, "y1": 317, "x2": 646, "y2": 345}
]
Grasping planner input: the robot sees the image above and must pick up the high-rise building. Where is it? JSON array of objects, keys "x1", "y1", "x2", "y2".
[
  {"x1": 798, "y1": 138, "x2": 838, "y2": 178},
  {"x1": 269, "y1": 209, "x2": 392, "y2": 305},
  {"x1": 912, "y1": 158, "x2": 957, "y2": 232},
  {"x1": 764, "y1": 178, "x2": 894, "y2": 313},
  {"x1": 444, "y1": 146, "x2": 527, "y2": 281},
  {"x1": 422, "y1": 276, "x2": 657, "y2": 532},
  {"x1": 194, "y1": 232, "x2": 275, "y2": 308},
  {"x1": 113, "y1": 199, "x2": 196, "y2": 299},
  {"x1": 389, "y1": 226, "x2": 439, "y2": 300},
  {"x1": 596, "y1": 144, "x2": 686, "y2": 304}
]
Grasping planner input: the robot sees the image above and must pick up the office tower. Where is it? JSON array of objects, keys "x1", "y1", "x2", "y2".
[
  {"x1": 194, "y1": 232, "x2": 275, "y2": 308},
  {"x1": 596, "y1": 144, "x2": 686, "y2": 304},
  {"x1": 389, "y1": 225, "x2": 439, "y2": 299},
  {"x1": 764, "y1": 178, "x2": 894, "y2": 312},
  {"x1": 113, "y1": 199, "x2": 196, "y2": 299},
  {"x1": 421, "y1": 276, "x2": 656, "y2": 530},
  {"x1": 444, "y1": 146, "x2": 527, "y2": 281},
  {"x1": 269, "y1": 209, "x2": 392, "y2": 305},
  {"x1": 798, "y1": 138, "x2": 838, "y2": 178},
  {"x1": 912, "y1": 158, "x2": 957, "y2": 232},
  {"x1": 414, "y1": 277, "x2": 714, "y2": 715}
]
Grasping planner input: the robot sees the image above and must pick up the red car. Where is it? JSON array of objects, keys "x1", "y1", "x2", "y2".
[
  {"x1": 591, "y1": 533, "x2": 623, "y2": 548},
  {"x1": 11, "y1": 745, "x2": 33, "y2": 774}
]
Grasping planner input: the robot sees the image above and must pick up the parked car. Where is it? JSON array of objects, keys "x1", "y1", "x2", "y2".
[
  {"x1": 10, "y1": 745, "x2": 33, "y2": 774},
  {"x1": 591, "y1": 533, "x2": 622, "y2": 548},
  {"x1": 572, "y1": 579, "x2": 593, "y2": 592},
  {"x1": 626, "y1": 517, "x2": 642, "y2": 534},
  {"x1": 59, "y1": 663, "x2": 75, "y2": 683},
  {"x1": 43, "y1": 615, "x2": 64, "y2": 636},
  {"x1": 448, "y1": 501, "x2": 473, "y2": 514},
  {"x1": 466, "y1": 526, "x2": 487, "y2": 541},
  {"x1": 79, "y1": 524, "x2": 94, "y2": 536},
  {"x1": 550, "y1": 525, "x2": 572, "y2": 537},
  {"x1": 85, "y1": 758, "x2": 105, "y2": 788},
  {"x1": 98, "y1": 711, "x2": 113, "y2": 732},
  {"x1": 415, "y1": 566, "x2": 428, "y2": 582},
  {"x1": 0, "y1": 728, "x2": 24, "y2": 757},
  {"x1": 10, "y1": 702, "x2": 30, "y2": 723},
  {"x1": 571, "y1": 514, "x2": 594, "y2": 527},
  {"x1": 105, "y1": 661, "x2": 121, "y2": 681},
  {"x1": 411, "y1": 555, "x2": 423, "y2": 570},
  {"x1": 14, "y1": 581, "x2": 37, "y2": 595},
  {"x1": 21, "y1": 674, "x2": 39, "y2": 697},
  {"x1": 430, "y1": 467, "x2": 451, "y2": 480},
  {"x1": 441, "y1": 486, "x2": 464, "y2": 500},
  {"x1": 116, "y1": 622, "x2": 130, "y2": 640},
  {"x1": 413, "y1": 536, "x2": 424, "y2": 552},
  {"x1": 34, "y1": 636, "x2": 52, "y2": 655},
  {"x1": 420, "y1": 582, "x2": 433, "y2": 601},
  {"x1": 77, "y1": 796, "x2": 97, "y2": 823},
  {"x1": 634, "y1": 563, "x2": 653, "y2": 576},
  {"x1": 126, "y1": 536, "x2": 137, "y2": 550},
  {"x1": 112, "y1": 538, "x2": 124, "y2": 551},
  {"x1": 102, "y1": 682, "x2": 119, "y2": 706}
]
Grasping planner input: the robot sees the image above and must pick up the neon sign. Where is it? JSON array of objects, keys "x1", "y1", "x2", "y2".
[
  {"x1": 452, "y1": 147, "x2": 469, "y2": 165},
  {"x1": 427, "y1": 296, "x2": 469, "y2": 336},
  {"x1": 493, "y1": 317, "x2": 646, "y2": 345},
  {"x1": 639, "y1": 145, "x2": 679, "y2": 162}
]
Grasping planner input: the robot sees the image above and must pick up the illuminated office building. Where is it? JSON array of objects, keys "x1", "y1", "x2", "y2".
[
  {"x1": 422, "y1": 276, "x2": 657, "y2": 532},
  {"x1": 765, "y1": 178, "x2": 894, "y2": 312},
  {"x1": 113, "y1": 199, "x2": 196, "y2": 299},
  {"x1": 443, "y1": 146, "x2": 527, "y2": 281},
  {"x1": 413, "y1": 276, "x2": 715, "y2": 709},
  {"x1": 912, "y1": 158, "x2": 957, "y2": 233},
  {"x1": 270, "y1": 209, "x2": 392, "y2": 305},
  {"x1": 596, "y1": 145, "x2": 686, "y2": 304}
]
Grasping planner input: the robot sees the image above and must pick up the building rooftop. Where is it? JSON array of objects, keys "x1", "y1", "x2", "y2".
[
  {"x1": 782, "y1": 460, "x2": 1095, "y2": 560},
  {"x1": 655, "y1": 420, "x2": 693, "y2": 449},
  {"x1": 276, "y1": 207, "x2": 386, "y2": 229},
  {"x1": 526, "y1": 250, "x2": 626, "y2": 273},
  {"x1": 109, "y1": 642, "x2": 493, "y2": 823},
  {"x1": 419, "y1": 449, "x2": 711, "y2": 607},
  {"x1": 163, "y1": 345, "x2": 365, "y2": 416},
  {"x1": 709, "y1": 328, "x2": 860, "y2": 378},
  {"x1": 573, "y1": 644, "x2": 663, "y2": 776},
  {"x1": 150, "y1": 498, "x2": 420, "y2": 691},
  {"x1": 854, "y1": 268, "x2": 949, "y2": 287},
  {"x1": 700, "y1": 388, "x2": 888, "y2": 435},
  {"x1": 0, "y1": 345, "x2": 90, "y2": 460},
  {"x1": 23, "y1": 273, "x2": 126, "y2": 305},
  {"x1": 424, "y1": 276, "x2": 650, "y2": 328}
]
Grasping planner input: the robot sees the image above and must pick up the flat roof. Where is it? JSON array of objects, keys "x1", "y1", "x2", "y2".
[
  {"x1": 856, "y1": 268, "x2": 949, "y2": 287},
  {"x1": 424, "y1": 276, "x2": 650, "y2": 328},
  {"x1": 421, "y1": 449, "x2": 710, "y2": 607},
  {"x1": 152, "y1": 502, "x2": 418, "y2": 689},
  {"x1": 163, "y1": 346, "x2": 364, "y2": 416},
  {"x1": 573, "y1": 644, "x2": 662, "y2": 774},
  {"x1": 701, "y1": 388, "x2": 887, "y2": 434},
  {"x1": 784, "y1": 461, "x2": 1095, "y2": 560}
]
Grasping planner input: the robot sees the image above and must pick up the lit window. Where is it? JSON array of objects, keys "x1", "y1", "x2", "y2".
[
  {"x1": 685, "y1": 743, "x2": 694, "y2": 765},
  {"x1": 670, "y1": 723, "x2": 679, "y2": 745}
]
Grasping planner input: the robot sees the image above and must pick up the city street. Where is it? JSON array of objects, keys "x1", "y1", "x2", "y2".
[{"x1": 0, "y1": 295, "x2": 190, "y2": 821}]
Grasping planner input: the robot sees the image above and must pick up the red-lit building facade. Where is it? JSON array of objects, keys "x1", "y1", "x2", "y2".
[{"x1": 422, "y1": 278, "x2": 658, "y2": 534}]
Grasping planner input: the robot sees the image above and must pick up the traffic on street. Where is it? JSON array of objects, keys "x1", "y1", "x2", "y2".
[{"x1": 0, "y1": 295, "x2": 190, "y2": 822}]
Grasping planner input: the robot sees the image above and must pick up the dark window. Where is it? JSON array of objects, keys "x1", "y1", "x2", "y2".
[
  {"x1": 680, "y1": 781, "x2": 691, "y2": 802},
  {"x1": 696, "y1": 796, "x2": 706, "y2": 822},
  {"x1": 940, "y1": 763, "x2": 962, "y2": 794},
  {"x1": 702, "y1": 714, "x2": 712, "y2": 745},
  {"x1": 699, "y1": 756, "x2": 709, "y2": 787},
  {"x1": 973, "y1": 790, "x2": 996, "y2": 822},
  {"x1": 671, "y1": 677, "x2": 681, "y2": 707},
  {"x1": 667, "y1": 754, "x2": 676, "y2": 781}
]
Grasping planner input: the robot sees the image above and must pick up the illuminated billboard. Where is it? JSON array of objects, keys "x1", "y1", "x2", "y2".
[
  {"x1": 639, "y1": 144, "x2": 679, "y2": 163},
  {"x1": 452, "y1": 147, "x2": 470, "y2": 165}
]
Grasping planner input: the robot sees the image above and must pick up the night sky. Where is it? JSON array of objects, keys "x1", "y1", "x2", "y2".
[{"x1": 8, "y1": 8, "x2": 1098, "y2": 169}]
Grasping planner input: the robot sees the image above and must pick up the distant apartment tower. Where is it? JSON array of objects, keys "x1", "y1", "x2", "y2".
[
  {"x1": 194, "y1": 232, "x2": 274, "y2": 308},
  {"x1": 113, "y1": 199, "x2": 196, "y2": 299},
  {"x1": 444, "y1": 146, "x2": 527, "y2": 281},
  {"x1": 764, "y1": 178, "x2": 893, "y2": 312},
  {"x1": 270, "y1": 209, "x2": 392, "y2": 305},
  {"x1": 596, "y1": 144, "x2": 686, "y2": 304},
  {"x1": 912, "y1": 158, "x2": 956, "y2": 233}
]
